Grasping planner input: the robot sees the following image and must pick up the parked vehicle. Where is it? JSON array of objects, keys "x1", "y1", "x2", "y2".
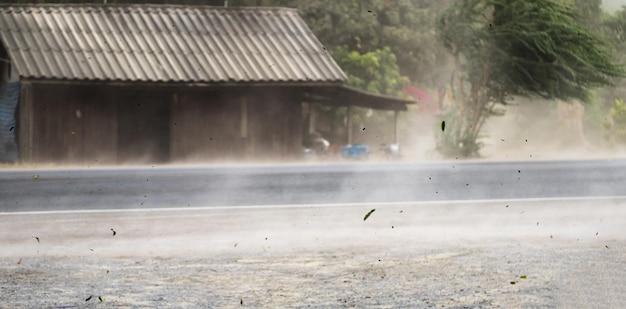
[
  {"x1": 380, "y1": 143, "x2": 401, "y2": 160},
  {"x1": 303, "y1": 132, "x2": 330, "y2": 159}
]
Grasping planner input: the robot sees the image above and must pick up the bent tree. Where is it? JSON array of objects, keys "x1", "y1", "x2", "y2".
[{"x1": 435, "y1": 0, "x2": 625, "y2": 157}]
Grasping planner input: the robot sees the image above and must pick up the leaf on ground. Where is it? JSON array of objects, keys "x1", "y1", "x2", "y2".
[
  {"x1": 98, "y1": 296, "x2": 103, "y2": 302},
  {"x1": 85, "y1": 295, "x2": 92, "y2": 301},
  {"x1": 363, "y1": 209, "x2": 376, "y2": 221},
  {"x1": 32, "y1": 175, "x2": 39, "y2": 180},
  {"x1": 520, "y1": 275, "x2": 527, "y2": 279},
  {"x1": 240, "y1": 298, "x2": 243, "y2": 305},
  {"x1": 111, "y1": 228, "x2": 116, "y2": 236},
  {"x1": 510, "y1": 281, "x2": 516, "y2": 285},
  {"x1": 441, "y1": 120, "x2": 446, "y2": 132},
  {"x1": 34, "y1": 236, "x2": 40, "y2": 243}
]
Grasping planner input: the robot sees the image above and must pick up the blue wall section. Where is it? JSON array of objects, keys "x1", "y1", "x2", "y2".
[{"x1": 0, "y1": 82, "x2": 20, "y2": 163}]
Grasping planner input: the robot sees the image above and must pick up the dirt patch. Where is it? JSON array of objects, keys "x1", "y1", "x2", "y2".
[{"x1": 1, "y1": 201, "x2": 625, "y2": 308}]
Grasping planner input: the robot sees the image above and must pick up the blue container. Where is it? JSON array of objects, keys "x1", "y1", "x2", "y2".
[{"x1": 340, "y1": 144, "x2": 370, "y2": 160}]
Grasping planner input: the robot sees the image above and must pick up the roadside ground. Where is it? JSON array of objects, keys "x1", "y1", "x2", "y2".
[{"x1": 1, "y1": 200, "x2": 625, "y2": 308}]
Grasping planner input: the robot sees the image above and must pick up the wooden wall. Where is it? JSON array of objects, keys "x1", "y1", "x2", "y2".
[
  {"x1": 170, "y1": 88, "x2": 243, "y2": 161},
  {"x1": 171, "y1": 87, "x2": 303, "y2": 162},
  {"x1": 28, "y1": 84, "x2": 117, "y2": 164},
  {"x1": 23, "y1": 83, "x2": 304, "y2": 165},
  {"x1": 246, "y1": 87, "x2": 302, "y2": 159},
  {"x1": 116, "y1": 88, "x2": 170, "y2": 164}
]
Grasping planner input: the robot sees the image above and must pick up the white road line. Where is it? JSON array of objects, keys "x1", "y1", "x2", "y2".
[{"x1": 2, "y1": 195, "x2": 626, "y2": 216}]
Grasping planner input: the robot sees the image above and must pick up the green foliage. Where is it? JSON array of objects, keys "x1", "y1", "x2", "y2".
[
  {"x1": 435, "y1": 0, "x2": 625, "y2": 157},
  {"x1": 328, "y1": 46, "x2": 408, "y2": 144},
  {"x1": 604, "y1": 99, "x2": 626, "y2": 144},
  {"x1": 490, "y1": 0, "x2": 624, "y2": 103},
  {"x1": 294, "y1": 0, "x2": 453, "y2": 88},
  {"x1": 332, "y1": 46, "x2": 410, "y2": 98}
]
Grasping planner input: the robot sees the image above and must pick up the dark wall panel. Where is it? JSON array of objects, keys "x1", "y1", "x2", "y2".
[
  {"x1": 30, "y1": 84, "x2": 118, "y2": 164},
  {"x1": 117, "y1": 89, "x2": 170, "y2": 164},
  {"x1": 171, "y1": 89, "x2": 243, "y2": 162}
]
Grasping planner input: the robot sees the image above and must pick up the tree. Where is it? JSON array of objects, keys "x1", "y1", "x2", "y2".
[
  {"x1": 435, "y1": 0, "x2": 625, "y2": 157},
  {"x1": 603, "y1": 99, "x2": 626, "y2": 145},
  {"x1": 327, "y1": 46, "x2": 410, "y2": 143},
  {"x1": 332, "y1": 46, "x2": 410, "y2": 98},
  {"x1": 294, "y1": 0, "x2": 453, "y2": 88}
]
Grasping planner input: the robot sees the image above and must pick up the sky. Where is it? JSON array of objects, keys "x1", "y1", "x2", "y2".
[{"x1": 604, "y1": 0, "x2": 626, "y2": 12}]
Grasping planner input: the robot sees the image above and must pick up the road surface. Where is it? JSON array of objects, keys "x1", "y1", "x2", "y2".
[
  {"x1": 1, "y1": 160, "x2": 625, "y2": 308},
  {"x1": 1, "y1": 198, "x2": 625, "y2": 308},
  {"x1": 1, "y1": 159, "x2": 626, "y2": 211}
]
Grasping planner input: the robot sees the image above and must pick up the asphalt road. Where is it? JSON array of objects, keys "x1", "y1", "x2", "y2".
[
  {"x1": 1, "y1": 159, "x2": 626, "y2": 212},
  {"x1": 2, "y1": 160, "x2": 626, "y2": 308}
]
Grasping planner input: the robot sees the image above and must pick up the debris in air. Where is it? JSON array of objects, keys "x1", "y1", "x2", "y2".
[
  {"x1": 441, "y1": 121, "x2": 446, "y2": 132},
  {"x1": 363, "y1": 209, "x2": 376, "y2": 221},
  {"x1": 111, "y1": 228, "x2": 116, "y2": 236}
]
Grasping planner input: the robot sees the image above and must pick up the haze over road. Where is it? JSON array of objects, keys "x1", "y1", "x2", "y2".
[
  {"x1": 2, "y1": 159, "x2": 626, "y2": 212},
  {"x1": 2, "y1": 160, "x2": 626, "y2": 308}
]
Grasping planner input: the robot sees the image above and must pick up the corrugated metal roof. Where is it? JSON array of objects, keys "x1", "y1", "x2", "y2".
[{"x1": 0, "y1": 4, "x2": 347, "y2": 84}]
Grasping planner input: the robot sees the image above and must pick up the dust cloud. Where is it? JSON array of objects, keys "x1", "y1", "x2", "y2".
[
  {"x1": 2, "y1": 198, "x2": 625, "y2": 258},
  {"x1": 2, "y1": 199, "x2": 626, "y2": 307}
]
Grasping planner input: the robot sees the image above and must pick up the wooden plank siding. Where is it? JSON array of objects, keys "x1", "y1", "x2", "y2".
[
  {"x1": 245, "y1": 87, "x2": 302, "y2": 160},
  {"x1": 170, "y1": 89, "x2": 244, "y2": 162},
  {"x1": 28, "y1": 84, "x2": 117, "y2": 164},
  {"x1": 22, "y1": 83, "x2": 304, "y2": 165},
  {"x1": 171, "y1": 87, "x2": 303, "y2": 162},
  {"x1": 116, "y1": 88, "x2": 170, "y2": 164}
]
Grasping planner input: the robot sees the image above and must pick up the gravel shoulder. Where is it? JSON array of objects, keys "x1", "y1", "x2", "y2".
[{"x1": 1, "y1": 200, "x2": 625, "y2": 308}]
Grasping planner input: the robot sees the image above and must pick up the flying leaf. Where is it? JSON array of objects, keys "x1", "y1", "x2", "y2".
[{"x1": 363, "y1": 209, "x2": 376, "y2": 221}]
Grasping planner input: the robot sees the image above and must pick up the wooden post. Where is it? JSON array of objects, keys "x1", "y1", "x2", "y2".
[
  {"x1": 169, "y1": 91, "x2": 178, "y2": 161},
  {"x1": 240, "y1": 97, "x2": 248, "y2": 138},
  {"x1": 18, "y1": 81, "x2": 33, "y2": 163},
  {"x1": 308, "y1": 102, "x2": 316, "y2": 133},
  {"x1": 393, "y1": 110, "x2": 399, "y2": 144},
  {"x1": 347, "y1": 105, "x2": 353, "y2": 145}
]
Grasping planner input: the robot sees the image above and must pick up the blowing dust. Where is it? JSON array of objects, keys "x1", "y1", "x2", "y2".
[{"x1": 398, "y1": 97, "x2": 626, "y2": 161}]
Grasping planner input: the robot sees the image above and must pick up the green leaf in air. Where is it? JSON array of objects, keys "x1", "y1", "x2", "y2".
[{"x1": 363, "y1": 209, "x2": 376, "y2": 221}]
